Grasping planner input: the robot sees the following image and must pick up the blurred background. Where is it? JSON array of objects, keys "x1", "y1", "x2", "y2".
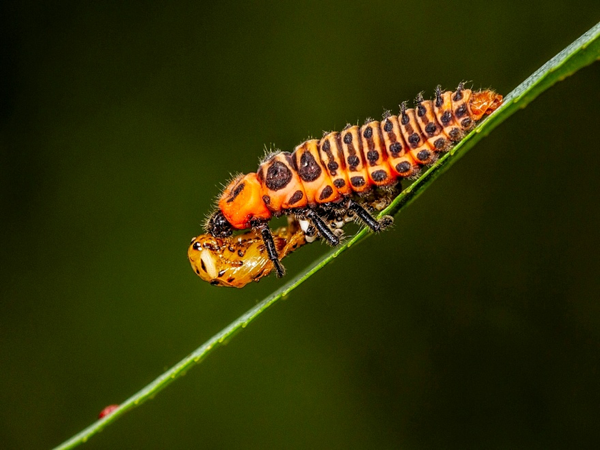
[{"x1": 1, "y1": 1, "x2": 599, "y2": 448}]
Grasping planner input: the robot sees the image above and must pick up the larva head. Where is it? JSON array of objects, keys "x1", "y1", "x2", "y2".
[
  {"x1": 209, "y1": 173, "x2": 272, "y2": 234},
  {"x1": 470, "y1": 90, "x2": 503, "y2": 120},
  {"x1": 205, "y1": 210, "x2": 233, "y2": 238}
]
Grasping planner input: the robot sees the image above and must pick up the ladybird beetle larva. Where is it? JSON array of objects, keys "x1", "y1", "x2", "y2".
[{"x1": 203, "y1": 83, "x2": 502, "y2": 279}]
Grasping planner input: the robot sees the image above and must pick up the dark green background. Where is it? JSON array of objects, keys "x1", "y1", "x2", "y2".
[{"x1": 2, "y1": 2, "x2": 599, "y2": 448}]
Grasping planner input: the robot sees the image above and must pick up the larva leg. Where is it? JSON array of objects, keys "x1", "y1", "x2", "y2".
[
  {"x1": 254, "y1": 223, "x2": 286, "y2": 278},
  {"x1": 347, "y1": 199, "x2": 393, "y2": 232},
  {"x1": 304, "y1": 209, "x2": 340, "y2": 246}
]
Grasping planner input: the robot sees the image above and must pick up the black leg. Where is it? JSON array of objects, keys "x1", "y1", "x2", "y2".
[
  {"x1": 256, "y1": 224, "x2": 286, "y2": 278},
  {"x1": 348, "y1": 199, "x2": 380, "y2": 231},
  {"x1": 305, "y1": 210, "x2": 339, "y2": 246},
  {"x1": 347, "y1": 199, "x2": 393, "y2": 232}
]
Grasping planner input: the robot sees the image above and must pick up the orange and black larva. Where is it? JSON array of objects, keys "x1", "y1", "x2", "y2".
[{"x1": 205, "y1": 83, "x2": 503, "y2": 277}]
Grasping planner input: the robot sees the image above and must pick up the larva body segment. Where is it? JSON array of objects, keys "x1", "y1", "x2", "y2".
[
  {"x1": 340, "y1": 125, "x2": 371, "y2": 194},
  {"x1": 257, "y1": 152, "x2": 307, "y2": 213},
  {"x1": 319, "y1": 132, "x2": 353, "y2": 195},
  {"x1": 381, "y1": 113, "x2": 416, "y2": 178},
  {"x1": 292, "y1": 139, "x2": 341, "y2": 206},
  {"x1": 216, "y1": 173, "x2": 271, "y2": 230},
  {"x1": 360, "y1": 120, "x2": 394, "y2": 186},
  {"x1": 415, "y1": 95, "x2": 449, "y2": 152},
  {"x1": 434, "y1": 87, "x2": 463, "y2": 142}
]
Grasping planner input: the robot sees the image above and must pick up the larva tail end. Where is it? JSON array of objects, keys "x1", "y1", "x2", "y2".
[{"x1": 470, "y1": 90, "x2": 503, "y2": 121}]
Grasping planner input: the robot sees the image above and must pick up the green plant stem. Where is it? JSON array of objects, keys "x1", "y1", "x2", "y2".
[{"x1": 54, "y1": 21, "x2": 600, "y2": 450}]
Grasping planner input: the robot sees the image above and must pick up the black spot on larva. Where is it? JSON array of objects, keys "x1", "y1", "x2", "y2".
[
  {"x1": 449, "y1": 128, "x2": 461, "y2": 141},
  {"x1": 265, "y1": 160, "x2": 293, "y2": 191},
  {"x1": 226, "y1": 182, "x2": 245, "y2": 203},
  {"x1": 193, "y1": 242, "x2": 201, "y2": 250},
  {"x1": 319, "y1": 185, "x2": 334, "y2": 201},
  {"x1": 461, "y1": 118, "x2": 473, "y2": 128},
  {"x1": 218, "y1": 270, "x2": 225, "y2": 277},
  {"x1": 408, "y1": 133, "x2": 420, "y2": 146},
  {"x1": 390, "y1": 142, "x2": 401, "y2": 155},
  {"x1": 401, "y1": 113, "x2": 409, "y2": 125},
  {"x1": 333, "y1": 178, "x2": 345, "y2": 189},
  {"x1": 200, "y1": 259, "x2": 207, "y2": 272},
  {"x1": 396, "y1": 161, "x2": 412, "y2": 173},
  {"x1": 350, "y1": 176, "x2": 365, "y2": 188},
  {"x1": 298, "y1": 151, "x2": 322, "y2": 182},
  {"x1": 288, "y1": 190, "x2": 304, "y2": 205},
  {"x1": 434, "y1": 138, "x2": 446, "y2": 150},
  {"x1": 343, "y1": 133, "x2": 352, "y2": 144},
  {"x1": 327, "y1": 161, "x2": 339, "y2": 173},
  {"x1": 363, "y1": 126, "x2": 373, "y2": 138},
  {"x1": 194, "y1": 268, "x2": 199, "y2": 274},
  {"x1": 322, "y1": 140, "x2": 330, "y2": 151},
  {"x1": 371, "y1": 170, "x2": 388, "y2": 182},
  {"x1": 453, "y1": 90, "x2": 463, "y2": 101},
  {"x1": 237, "y1": 249, "x2": 245, "y2": 257},
  {"x1": 210, "y1": 280, "x2": 219, "y2": 286},
  {"x1": 417, "y1": 150, "x2": 431, "y2": 161},
  {"x1": 455, "y1": 104, "x2": 467, "y2": 118},
  {"x1": 262, "y1": 195, "x2": 270, "y2": 205},
  {"x1": 228, "y1": 245, "x2": 235, "y2": 252},
  {"x1": 347, "y1": 155, "x2": 360, "y2": 168},
  {"x1": 441, "y1": 111, "x2": 453, "y2": 125},
  {"x1": 425, "y1": 122, "x2": 437, "y2": 136},
  {"x1": 417, "y1": 104, "x2": 426, "y2": 117},
  {"x1": 227, "y1": 277, "x2": 235, "y2": 283},
  {"x1": 367, "y1": 150, "x2": 379, "y2": 163},
  {"x1": 384, "y1": 120, "x2": 393, "y2": 132}
]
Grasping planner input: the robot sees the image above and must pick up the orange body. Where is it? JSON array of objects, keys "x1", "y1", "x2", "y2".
[
  {"x1": 415, "y1": 97, "x2": 449, "y2": 152},
  {"x1": 381, "y1": 114, "x2": 417, "y2": 177},
  {"x1": 257, "y1": 152, "x2": 308, "y2": 213},
  {"x1": 212, "y1": 86, "x2": 502, "y2": 231},
  {"x1": 292, "y1": 140, "x2": 341, "y2": 205},
  {"x1": 338, "y1": 125, "x2": 372, "y2": 194},
  {"x1": 399, "y1": 105, "x2": 435, "y2": 165},
  {"x1": 218, "y1": 173, "x2": 272, "y2": 230},
  {"x1": 434, "y1": 89, "x2": 463, "y2": 142},
  {"x1": 360, "y1": 120, "x2": 394, "y2": 187},
  {"x1": 319, "y1": 131, "x2": 352, "y2": 195}
]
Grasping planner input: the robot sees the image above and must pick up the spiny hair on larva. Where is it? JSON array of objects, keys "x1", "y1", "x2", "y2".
[{"x1": 259, "y1": 145, "x2": 283, "y2": 165}]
